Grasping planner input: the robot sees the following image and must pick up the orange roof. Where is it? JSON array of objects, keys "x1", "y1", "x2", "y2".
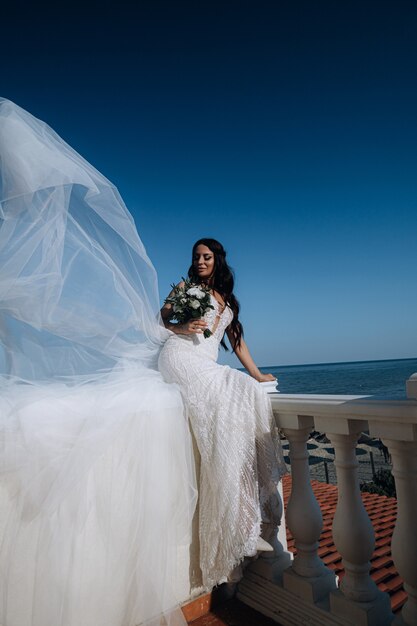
[{"x1": 282, "y1": 476, "x2": 406, "y2": 613}]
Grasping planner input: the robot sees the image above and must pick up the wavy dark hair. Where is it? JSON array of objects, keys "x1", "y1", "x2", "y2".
[{"x1": 188, "y1": 238, "x2": 243, "y2": 351}]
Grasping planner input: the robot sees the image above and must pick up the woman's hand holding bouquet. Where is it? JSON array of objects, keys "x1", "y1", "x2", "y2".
[{"x1": 164, "y1": 279, "x2": 214, "y2": 338}]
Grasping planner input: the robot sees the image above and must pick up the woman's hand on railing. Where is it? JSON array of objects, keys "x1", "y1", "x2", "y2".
[{"x1": 257, "y1": 373, "x2": 277, "y2": 383}]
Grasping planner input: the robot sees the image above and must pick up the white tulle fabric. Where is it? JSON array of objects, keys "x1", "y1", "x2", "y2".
[
  {"x1": 0, "y1": 99, "x2": 197, "y2": 626},
  {"x1": 0, "y1": 99, "x2": 167, "y2": 379},
  {"x1": 158, "y1": 298, "x2": 287, "y2": 589}
]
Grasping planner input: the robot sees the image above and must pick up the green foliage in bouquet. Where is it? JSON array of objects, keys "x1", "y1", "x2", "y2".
[{"x1": 164, "y1": 278, "x2": 214, "y2": 338}]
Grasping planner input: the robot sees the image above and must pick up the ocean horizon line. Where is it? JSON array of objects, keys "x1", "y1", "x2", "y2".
[{"x1": 258, "y1": 356, "x2": 417, "y2": 371}]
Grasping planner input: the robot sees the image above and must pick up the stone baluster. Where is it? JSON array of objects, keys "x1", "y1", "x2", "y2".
[
  {"x1": 249, "y1": 480, "x2": 292, "y2": 580},
  {"x1": 406, "y1": 373, "x2": 417, "y2": 400},
  {"x1": 387, "y1": 439, "x2": 417, "y2": 626},
  {"x1": 316, "y1": 417, "x2": 392, "y2": 625},
  {"x1": 281, "y1": 415, "x2": 336, "y2": 602},
  {"x1": 370, "y1": 375, "x2": 417, "y2": 626}
]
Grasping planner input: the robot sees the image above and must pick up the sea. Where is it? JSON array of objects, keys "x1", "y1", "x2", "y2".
[{"x1": 260, "y1": 357, "x2": 417, "y2": 399}]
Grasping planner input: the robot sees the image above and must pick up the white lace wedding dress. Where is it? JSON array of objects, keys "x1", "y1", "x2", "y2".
[{"x1": 159, "y1": 296, "x2": 287, "y2": 589}]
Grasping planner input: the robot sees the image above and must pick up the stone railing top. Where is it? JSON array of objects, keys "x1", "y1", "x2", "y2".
[{"x1": 270, "y1": 393, "x2": 417, "y2": 424}]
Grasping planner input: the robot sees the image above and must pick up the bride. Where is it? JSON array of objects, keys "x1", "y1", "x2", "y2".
[
  {"x1": 159, "y1": 238, "x2": 286, "y2": 589},
  {"x1": 0, "y1": 99, "x2": 285, "y2": 626}
]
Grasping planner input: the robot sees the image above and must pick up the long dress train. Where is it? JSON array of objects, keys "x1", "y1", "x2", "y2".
[
  {"x1": 159, "y1": 297, "x2": 287, "y2": 589},
  {"x1": 0, "y1": 98, "x2": 197, "y2": 626}
]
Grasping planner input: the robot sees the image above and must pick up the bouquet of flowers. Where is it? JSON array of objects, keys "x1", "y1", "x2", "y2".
[{"x1": 164, "y1": 278, "x2": 214, "y2": 338}]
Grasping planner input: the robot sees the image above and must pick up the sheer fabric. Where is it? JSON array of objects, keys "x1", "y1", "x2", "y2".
[
  {"x1": 0, "y1": 98, "x2": 166, "y2": 379},
  {"x1": 0, "y1": 99, "x2": 197, "y2": 626}
]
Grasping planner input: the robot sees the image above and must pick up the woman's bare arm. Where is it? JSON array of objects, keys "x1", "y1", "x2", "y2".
[{"x1": 226, "y1": 328, "x2": 275, "y2": 382}]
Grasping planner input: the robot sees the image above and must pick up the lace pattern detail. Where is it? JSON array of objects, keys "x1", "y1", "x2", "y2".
[{"x1": 158, "y1": 295, "x2": 287, "y2": 589}]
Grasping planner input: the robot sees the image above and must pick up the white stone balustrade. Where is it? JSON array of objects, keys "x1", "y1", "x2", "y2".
[
  {"x1": 281, "y1": 417, "x2": 337, "y2": 603},
  {"x1": 237, "y1": 375, "x2": 417, "y2": 626}
]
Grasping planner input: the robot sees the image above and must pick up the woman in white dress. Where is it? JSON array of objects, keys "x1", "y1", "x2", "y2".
[
  {"x1": 159, "y1": 238, "x2": 287, "y2": 590},
  {"x1": 0, "y1": 98, "x2": 285, "y2": 626}
]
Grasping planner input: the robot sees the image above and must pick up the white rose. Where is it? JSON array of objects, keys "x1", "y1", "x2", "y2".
[
  {"x1": 186, "y1": 287, "x2": 205, "y2": 299},
  {"x1": 189, "y1": 299, "x2": 200, "y2": 309}
]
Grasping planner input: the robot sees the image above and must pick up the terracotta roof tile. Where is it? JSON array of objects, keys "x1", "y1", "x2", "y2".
[
  {"x1": 282, "y1": 475, "x2": 406, "y2": 614},
  {"x1": 381, "y1": 576, "x2": 404, "y2": 593},
  {"x1": 376, "y1": 536, "x2": 393, "y2": 548},
  {"x1": 323, "y1": 552, "x2": 342, "y2": 565},
  {"x1": 391, "y1": 590, "x2": 408, "y2": 612},
  {"x1": 317, "y1": 546, "x2": 330, "y2": 557},
  {"x1": 372, "y1": 556, "x2": 393, "y2": 570},
  {"x1": 379, "y1": 520, "x2": 396, "y2": 528},
  {"x1": 371, "y1": 568, "x2": 392, "y2": 584},
  {"x1": 372, "y1": 546, "x2": 391, "y2": 558},
  {"x1": 375, "y1": 528, "x2": 394, "y2": 539}
]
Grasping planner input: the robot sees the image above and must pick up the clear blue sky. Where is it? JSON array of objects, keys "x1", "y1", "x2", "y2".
[{"x1": 2, "y1": 1, "x2": 417, "y2": 367}]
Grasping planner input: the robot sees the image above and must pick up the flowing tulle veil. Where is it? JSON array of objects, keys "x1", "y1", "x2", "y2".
[{"x1": 0, "y1": 99, "x2": 197, "y2": 626}]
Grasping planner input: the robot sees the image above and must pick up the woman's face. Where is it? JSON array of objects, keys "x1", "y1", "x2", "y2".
[{"x1": 193, "y1": 244, "x2": 215, "y2": 282}]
